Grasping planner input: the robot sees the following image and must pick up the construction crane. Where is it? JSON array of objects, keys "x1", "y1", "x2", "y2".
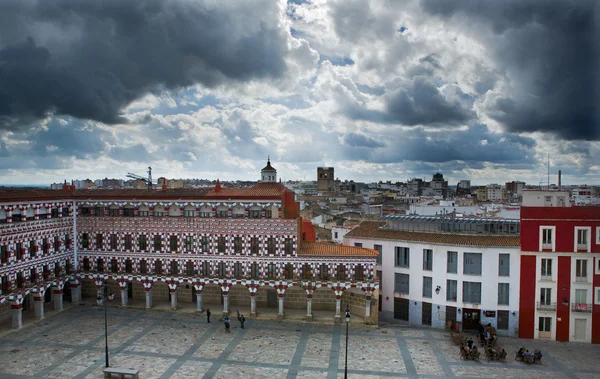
[{"x1": 127, "y1": 166, "x2": 153, "y2": 190}]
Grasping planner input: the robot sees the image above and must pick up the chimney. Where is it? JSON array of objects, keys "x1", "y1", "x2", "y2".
[{"x1": 558, "y1": 170, "x2": 562, "y2": 190}]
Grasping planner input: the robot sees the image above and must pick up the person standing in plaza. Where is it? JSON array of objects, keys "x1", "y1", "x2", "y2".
[
  {"x1": 207, "y1": 309, "x2": 211, "y2": 323},
  {"x1": 224, "y1": 316, "x2": 231, "y2": 332},
  {"x1": 239, "y1": 314, "x2": 245, "y2": 329}
]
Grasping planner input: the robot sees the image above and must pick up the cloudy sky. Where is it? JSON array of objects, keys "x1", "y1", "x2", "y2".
[{"x1": 0, "y1": 0, "x2": 598, "y2": 186}]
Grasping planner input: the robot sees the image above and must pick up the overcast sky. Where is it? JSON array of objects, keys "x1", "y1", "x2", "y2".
[{"x1": 0, "y1": 0, "x2": 598, "y2": 186}]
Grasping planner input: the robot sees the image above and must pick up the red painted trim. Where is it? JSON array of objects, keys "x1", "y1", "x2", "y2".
[
  {"x1": 556, "y1": 256, "x2": 571, "y2": 342},
  {"x1": 593, "y1": 257, "x2": 600, "y2": 344},
  {"x1": 519, "y1": 255, "x2": 537, "y2": 339}
]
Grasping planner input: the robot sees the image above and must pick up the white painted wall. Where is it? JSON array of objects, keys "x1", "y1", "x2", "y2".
[{"x1": 345, "y1": 234, "x2": 520, "y2": 334}]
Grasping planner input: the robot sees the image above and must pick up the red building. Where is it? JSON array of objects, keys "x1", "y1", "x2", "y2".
[{"x1": 519, "y1": 190, "x2": 600, "y2": 343}]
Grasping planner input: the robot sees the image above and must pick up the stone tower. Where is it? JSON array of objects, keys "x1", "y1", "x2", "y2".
[
  {"x1": 317, "y1": 167, "x2": 335, "y2": 193},
  {"x1": 261, "y1": 157, "x2": 277, "y2": 182}
]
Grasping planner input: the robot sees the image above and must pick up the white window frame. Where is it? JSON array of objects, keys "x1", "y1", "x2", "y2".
[
  {"x1": 539, "y1": 226, "x2": 556, "y2": 251},
  {"x1": 595, "y1": 287, "x2": 600, "y2": 305},
  {"x1": 574, "y1": 227, "x2": 591, "y2": 252},
  {"x1": 596, "y1": 227, "x2": 600, "y2": 245},
  {"x1": 596, "y1": 257, "x2": 600, "y2": 275},
  {"x1": 540, "y1": 258, "x2": 553, "y2": 281},
  {"x1": 575, "y1": 259, "x2": 589, "y2": 282}
]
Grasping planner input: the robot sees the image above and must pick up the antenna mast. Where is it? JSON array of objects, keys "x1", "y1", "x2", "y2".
[{"x1": 547, "y1": 154, "x2": 550, "y2": 189}]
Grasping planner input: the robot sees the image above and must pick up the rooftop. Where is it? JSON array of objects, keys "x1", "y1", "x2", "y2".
[
  {"x1": 382, "y1": 214, "x2": 520, "y2": 235},
  {"x1": 204, "y1": 182, "x2": 285, "y2": 198},
  {"x1": 298, "y1": 241, "x2": 379, "y2": 257},
  {"x1": 345, "y1": 221, "x2": 521, "y2": 248},
  {"x1": 0, "y1": 188, "x2": 210, "y2": 201}
]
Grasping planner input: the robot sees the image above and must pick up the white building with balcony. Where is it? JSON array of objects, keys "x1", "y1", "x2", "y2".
[{"x1": 344, "y1": 215, "x2": 521, "y2": 337}]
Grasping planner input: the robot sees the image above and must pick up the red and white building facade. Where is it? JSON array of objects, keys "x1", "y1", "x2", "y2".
[
  {"x1": 0, "y1": 162, "x2": 379, "y2": 329},
  {"x1": 519, "y1": 190, "x2": 600, "y2": 343}
]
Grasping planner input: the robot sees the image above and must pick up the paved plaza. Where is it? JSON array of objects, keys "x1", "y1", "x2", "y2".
[{"x1": 0, "y1": 305, "x2": 599, "y2": 379}]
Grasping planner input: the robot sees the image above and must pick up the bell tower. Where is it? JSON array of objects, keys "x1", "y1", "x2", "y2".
[{"x1": 261, "y1": 156, "x2": 277, "y2": 182}]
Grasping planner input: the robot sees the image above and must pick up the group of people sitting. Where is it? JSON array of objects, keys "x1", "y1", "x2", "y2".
[
  {"x1": 516, "y1": 347, "x2": 543, "y2": 364},
  {"x1": 478, "y1": 322, "x2": 498, "y2": 347},
  {"x1": 460, "y1": 339, "x2": 481, "y2": 361}
]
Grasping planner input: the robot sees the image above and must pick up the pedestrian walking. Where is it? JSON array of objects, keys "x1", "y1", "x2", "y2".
[
  {"x1": 207, "y1": 309, "x2": 211, "y2": 323},
  {"x1": 224, "y1": 316, "x2": 231, "y2": 333},
  {"x1": 240, "y1": 314, "x2": 246, "y2": 329}
]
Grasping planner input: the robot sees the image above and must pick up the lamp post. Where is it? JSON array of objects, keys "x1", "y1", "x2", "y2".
[
  {"x1": 103, "y1": 284, "x2": 110, "y2": 368},
  {"x1": 344, "y1": 305, "x2": 350, "y2": 379}
]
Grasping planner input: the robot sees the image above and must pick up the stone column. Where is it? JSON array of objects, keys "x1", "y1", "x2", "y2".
[
  {"x1": 70, "y1": 282, "x2": 81, "y2": 303},
  {"x1": 250, "y1": 295, "x2": 257, "y2": 317},
  {"x1": 365, "y1": 298, "x2": 372, "y2": 318},
  {"x1": 277, "y1": 295, "x2": 285, "y2": 320},
  {"x1": 222, "y1": 292, "x2": 230, "y2": 315},
  {"x1": 196, "y1": 291, "x2": 203, "y2": 312},
  {"x1": 145, "y1": 288, "x2": 153, "y2": 309},
  {"x1": 306, "y1": 297, "x2": 313, "y2": 321},
  {"x1": 170, "y1": 289, "x2": 178, "y2": 310},
  {"x1": 53, "y1": 289, "x2": 63, "y2": 311},
  {"x1": 33, "y1": 295, "x2": 44, "y2": 319},
  {"x1": 334, "y1": 297, "x2": 341, "y2": 323},
  {"x1": 11, "y1": 302, "x2": 23, "y2": 329},
  {"x1": 121, "y1": 288, "x2": 128, "y2": 306}
]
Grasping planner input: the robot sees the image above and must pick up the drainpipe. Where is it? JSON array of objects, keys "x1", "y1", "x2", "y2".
[{"x1": 73, "y1": 200, "x2": 78, "y2": 270}]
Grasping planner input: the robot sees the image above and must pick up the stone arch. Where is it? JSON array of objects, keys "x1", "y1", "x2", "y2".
[
  {"x1": 312, "y1": 285, "x2": 336, "y2": 312},
  {"x1": 168, "y1": 204, "x2": 181, "y2": 217},
  {"x1": 183, "y1": 205, "x2": 195, "y2": 217},
  {"x1": 216, "y1": 205, "x2": 228, "y2": 218},
  {"x1": 38, "y1": 206, "x2": 48, "y2": 218},
  {"x1": 199, "y1": 205, "x2": 213, "y2": 217},
  {"x1": 232, "y1": 205, "x2": 245, "y2": 218},
  {"x1": 283, "y1": 285, "x2": 305, "y2": 310},
  {"x1": 202, "y1": 282, "x2": 223, "y2": 307},
  {"x1": 138, "y1": 204, "x2": 150, "y2": 215},
  {"x1": 26, "y1": 206, "x2": 35, "y2": 218},
  {"x1": 0, "y1": 209, "x2": 6, "y2": 222},
  {"x1": 123, "y1": 204, "x2": 135, "y2": 217},
  {"x1": 229, "y1": 281, "x2": 249, "y2": 307}
]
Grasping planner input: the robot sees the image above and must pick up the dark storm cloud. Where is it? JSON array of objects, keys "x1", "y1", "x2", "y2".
[
  {"x1": 336, "y1": 123, "x2": 536, "y2": 168},
  {"x1": 421, "y1": 0, "x2": 600, "y2": 141},
  {"x1": 0, "y1": 0, "x2": 289, "y2": 129},
  {"x1": 341, "y1": 133, "x2": 385, "y2": 148},
  {"x1": 348, "y1": 77, "x2": 475, "y2": 126}
]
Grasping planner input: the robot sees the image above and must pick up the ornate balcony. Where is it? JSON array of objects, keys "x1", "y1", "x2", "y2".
[
  {"x1": 571, "y1": 303, "x2": 591, "y2": 313},
  {"x1": 536, "y1": 301, "x2": 556, "y2": 311}
]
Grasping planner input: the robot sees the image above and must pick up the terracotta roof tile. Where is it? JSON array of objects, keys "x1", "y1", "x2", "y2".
[
  {"x1": 0, "y1": 189, "x2": 210, "y2": 201},
  {"x1": 345, "y1": 221, "x2": 520, "y2": 248},
  {"x1": 205, "y1": 182, "x2": 285, "y2": 198},
  {"x1": 298, "y1": 241, "x2": 379, "y2": 257}
]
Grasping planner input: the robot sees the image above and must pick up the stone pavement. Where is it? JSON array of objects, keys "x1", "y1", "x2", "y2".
[{"x1": 0, "y1": 306, "x2": 599, "y2": 379}]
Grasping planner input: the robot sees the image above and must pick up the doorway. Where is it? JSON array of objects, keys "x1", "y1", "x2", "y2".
[
  {"x1": 462, "y1": 308, "x2": 481, "y2": 331},
  {"x1": 393, "y1": 297, "x2": 409, "y2": 321},
  {"x1": 422, "y1": 302, "x2": 432, "y2": 326},
  {"x1": 446, "y1": 306, "x2": 457, "y2": 327},
  {"x1": 574, "y1": 319, "x2": 586, "y2": 341},
  {"x1": 127, "y1": 282, "x2": 133, "y2": 299},
  {"x1": 538, "y1": 317, "x2": 552, "y2": 339}
]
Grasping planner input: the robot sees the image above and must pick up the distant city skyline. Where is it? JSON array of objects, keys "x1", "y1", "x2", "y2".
[{"x1": 0, "y1": 1, "x2": 598, "y2": 185}]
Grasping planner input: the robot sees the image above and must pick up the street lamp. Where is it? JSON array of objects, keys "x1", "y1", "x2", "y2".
[
  {"x1": 103, "y1": 284, "x2": 112, "y2": 368},
  {"x1": 344, "y1": 305, "x2": 350, "y2": 379}
]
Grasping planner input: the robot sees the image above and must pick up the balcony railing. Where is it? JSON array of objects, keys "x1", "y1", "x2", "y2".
[
  {"x1": 571, "y1": 303, "x2": 592, "y2": 313},
  {"x1": 575, "y1": 276, "x2": 588, "y2": 283},
  {"x1": 540, "y1": 275, "x2": 553, "y2": 281},
  {"x1": 536, "y1": 301, "x2": 556, "y2": 311}
]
